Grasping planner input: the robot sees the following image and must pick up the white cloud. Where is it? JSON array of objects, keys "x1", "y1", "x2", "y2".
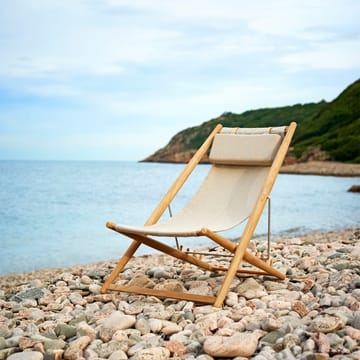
[
  {"x1": 1, "y1": 0, "x2": 359, "y2": 81},
  {"x1": 92, "y1": 78, "x2": 329, "y2": 124},
  {"x1": 0, "y1": 45, "x2": 127, "y2": 79},
  {"x1": 25, "y1": 84, "x2": 80, "y2": 97},
  {"x1": 4, "y1": 57, "x2": 60, "y2": 79},
  {"x1": 280, "y1": 39, "x2": 360, "y2": 71}
]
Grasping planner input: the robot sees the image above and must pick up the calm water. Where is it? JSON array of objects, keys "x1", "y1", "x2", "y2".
[{"x1": 0, "y1": 161, "x2": 359, "y2": 274}]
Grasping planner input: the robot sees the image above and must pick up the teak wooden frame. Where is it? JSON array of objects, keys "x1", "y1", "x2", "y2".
[{"x1": 101, "y1": 122, "x2": 297, "y2": 307}]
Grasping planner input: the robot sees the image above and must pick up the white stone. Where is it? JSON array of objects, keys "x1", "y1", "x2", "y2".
[
  {"x1": 148, "y1": 318, "x2": 163, "y2": 333},
  {"x1": 225, "y1": 292, "x2": 238, "y2": 307},
  {"x1": 80, "y1": 275, "x2": 92, "y2": 285},
  {"x1": 161, "y1": 324, "x2": 182, "y2": 336},
  {"x1": 236, "y1": 278, "x2": 267, "y2": 299},
  {"x1": 135, "y1": 318, "x2": 151, "y2": 335},
  {"x1": 7, "y1": 352, "x2": 43, "y2": 360},
  {"x1": 68, "y1": 292, "x2": 86, "y2": 306},
  {"x1": 89, "y1": 284, "x2": 101, "y2": 294},
  {"x1": 268, "y1": 300, "x2": 292, "y2": 310},
  {"x1": 99, "y1": 312, "x2": 136, "y2": 342},
  {"x1": 310, "y1": 315, "x2": 343, "y2": 333},
  {"x1": 132, "y1": 347, "x2": 170, "y2": 360},
  {"x1": 63, "y1": 336, "x2": 91, "y2": 360},
  {"x1": 76, "y1": 322, "x2": 97, "y2": 341},
  {"x1": 204, "y1": 331, "x2": 263, "y2": 358},
  {"x1": 108, "y1": 350, "x2": 128, "y2": 360}
]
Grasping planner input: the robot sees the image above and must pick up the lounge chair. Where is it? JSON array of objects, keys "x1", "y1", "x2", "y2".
[{"x1": 101, "y1": 122, "x2": 297, "y2": 307}]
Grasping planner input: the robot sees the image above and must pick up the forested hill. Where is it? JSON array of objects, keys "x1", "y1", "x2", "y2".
[{"x1": 143, "y1": 79, "x2": 360, "y2": 164}]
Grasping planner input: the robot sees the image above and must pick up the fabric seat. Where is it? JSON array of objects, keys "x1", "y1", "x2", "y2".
[{"x1": 111, "y1": 166, "x2": 271, "y2": 236}]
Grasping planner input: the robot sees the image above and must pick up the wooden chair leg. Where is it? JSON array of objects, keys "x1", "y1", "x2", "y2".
[
  {"x1": 100, "y1": 240, "x2": 141, "y2": 293},
  {"x1": 244, "y1": 251, "x2": 285, "y2": 279},
  {"x1": 107, "y1": 284, "x2": 216, "y2": 304},
  {"x1": 202, "y1": 228, "x2": 284, "y2": 279},
  {"x1": 214, "y1": 240, "x2": 248, "y2": 307},
  {"x1": 214, "y1": 123, "x2": 297, "y2": 307}
]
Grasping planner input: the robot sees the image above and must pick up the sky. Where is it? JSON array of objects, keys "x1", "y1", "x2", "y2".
[{"x1": 0, "y1": 0, "x2": 359, "y2": 161}]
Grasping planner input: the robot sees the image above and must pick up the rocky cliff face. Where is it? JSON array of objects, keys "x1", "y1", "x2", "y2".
[
  {"x1": 143, "y1": 140, "x2": 199, "y2": 163},
  {"x1": 143, "y1": 124, "x2": 214, "y2": 163},
  {"x1": 144, "y1": 150, "x2": 201, "y2": 163}
]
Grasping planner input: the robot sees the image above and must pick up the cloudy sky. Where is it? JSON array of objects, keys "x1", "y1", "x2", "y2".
[{"x1": 0, "y1": 0, "x2": 359, "y2": 160}]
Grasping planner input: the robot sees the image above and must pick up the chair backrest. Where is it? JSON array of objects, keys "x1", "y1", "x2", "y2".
[{"x1": 156, "y1": 126, "x2": 289, "y2": 234}]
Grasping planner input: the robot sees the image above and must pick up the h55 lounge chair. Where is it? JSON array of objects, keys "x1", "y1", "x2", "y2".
[{"x1": 101, "y1": 122, "x2": 297, "y2": 307}]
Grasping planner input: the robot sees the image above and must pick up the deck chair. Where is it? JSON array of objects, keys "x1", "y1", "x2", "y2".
[{"x1": 101, "y1": 122, "x2": 297, "y2": 307}]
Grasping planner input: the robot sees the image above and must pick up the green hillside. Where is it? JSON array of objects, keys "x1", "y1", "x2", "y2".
[
  {"x1": 144, "y1": 79, "x2": 360, "y2": 163},
  {"x1": 292, "y1": 79, "x2": 360, "y2": 163}
]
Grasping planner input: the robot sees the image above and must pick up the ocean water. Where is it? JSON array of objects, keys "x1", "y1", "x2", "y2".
[{"x1": 0, "y1": 160, "x2": 359, "y2": 274}]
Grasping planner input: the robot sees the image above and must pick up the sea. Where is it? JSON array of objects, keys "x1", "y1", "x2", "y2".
[{"x1": 0, "y1": 160, "x2": 359, "y2": 274}]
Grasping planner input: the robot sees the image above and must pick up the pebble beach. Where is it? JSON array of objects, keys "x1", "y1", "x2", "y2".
[{"x1": 1, "y1": 228, "x2": 359, "y2": 360}]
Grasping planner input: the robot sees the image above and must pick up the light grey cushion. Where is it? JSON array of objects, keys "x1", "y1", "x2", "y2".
[{"x1": 209, "y1": 133, "x2": 282, "y2": 165}]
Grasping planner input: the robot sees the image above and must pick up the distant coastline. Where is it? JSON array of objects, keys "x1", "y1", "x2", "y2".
[
  {"x1": 280, "y1": 160, "x2": 360, "y2": 177},
  {"x1": 142, "y1": 159, "x2": 360, "y2": 177}
]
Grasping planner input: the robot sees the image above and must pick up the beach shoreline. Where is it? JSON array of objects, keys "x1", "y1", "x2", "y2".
[
  {"x1": 0, "y1": 227, "x2": 359, "y2": 359},
  {"x1": 280, "y1": 161, "x2": 360, "y2": 177},
  {"x1": 0, "y1": 227, "x2": 357, "y2": 281},
  {"x1": 142, "y1": 160, "x2": 360, "y2": 178}
]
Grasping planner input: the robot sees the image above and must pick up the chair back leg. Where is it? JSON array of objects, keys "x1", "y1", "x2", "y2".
[{"x1": 214, "y1": 122, "x2": 297, "y2": 307}]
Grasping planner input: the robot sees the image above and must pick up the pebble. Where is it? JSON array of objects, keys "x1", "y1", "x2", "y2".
[
  {"x1": 261, "y1": 317, "x2": 281, "y2": 331},
  {"x1": 55, "y1": 323, "x2": 77, "y2": 339},
  {"x1": 303, "y1": 338, "x2": 316, "y2": 352},
  {"x1": 96, "y1": 340, "x2": 129, "y2": 358},
  {"x1": 63, "y1": 335, "x2": 91, "y2": 360},
  {"x1": 76, "y1": 321, "x2": 97, "y2": 340},
  {"x1": 310, "y1": 315, "x2": 343, "y2": 333},
  {"x1": 225, "y1": 292, "x2": 238, "y2": 307},
  {"x1": 148, "y1": 318, "x2": 163, "y2": 333},
  {"x1": 108, "y1": 349, "x2": 128, "y2": 360},
  {"x1": 161, "y1": 324, "x2": 182, "y2": 336},
  {"x1": 10, "y1": 288, "x2": 44, "y2": 303},
  {"x1": 99, "y1": 312, "x2": 136, "y2": 342},
  {"x1": 7, "y1": 352, "x2": 43, "y2": 360},
  {"x1": 292, "y1": 300, "x2": 309, "y2": 317},
  {"x1": 68, "y1": 292, "x2": 86, "y2": 306},
  {"x1": 312, "y1": 332, "x2": 330, "y2": 353},
  {"x1": 164, "y1": 339, "x2": 186, "y2": 356},
  {"x1": 236, "y1": 278, "x2": 267, "y2": 299},
  {"x1": 88, "y1": 283, "x2": 101, "y2": 294},
  {"x1": 203, "y1": 330, "x2": 263, "y2": 357},
  {"x1": 0, "y1": 228, "x2": 359, "y2": 359},
  {"x1": 349, "y1": 311, "x2": 360, "y2": 329},
  {"x1": 132, "y1": 346, "x2": 170, "y2": 360},
  {"x1": 345, "y1": 325, "x2": 360, "y2": 341},
  {"x1": 135, "y1": 318, "x2": 151, "y2": 335}
]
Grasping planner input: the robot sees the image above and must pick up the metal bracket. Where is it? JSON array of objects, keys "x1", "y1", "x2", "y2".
[
  {"x1": 261, "y1": 196, "x2": 271, "y2": 261},
  {"x1": 168, "y1": 204, "x2": 180, "y2": 249}
]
